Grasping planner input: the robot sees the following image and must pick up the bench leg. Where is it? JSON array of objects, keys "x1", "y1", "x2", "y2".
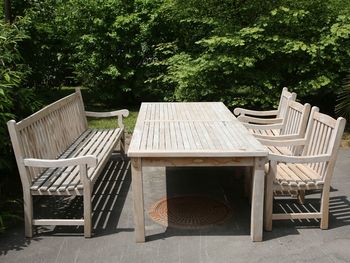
[
  {"x1": 23, "y1": 190, "x2": 33, "y2": 238},
  {"x1": 120, "y1": 131, "x2": 126, "y2": 159},
  {"x1": 83, "y1": 185, "x2": 92, "y2": 238}
]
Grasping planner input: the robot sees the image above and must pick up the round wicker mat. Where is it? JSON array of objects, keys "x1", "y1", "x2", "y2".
[{"x1": 148, "y1": 195, "x2": 232, "y2": 229}]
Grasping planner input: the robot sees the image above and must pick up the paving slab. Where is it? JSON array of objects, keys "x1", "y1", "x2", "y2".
[{"x1": 1, "y1": 149, "x2": 350, "y2": 263}]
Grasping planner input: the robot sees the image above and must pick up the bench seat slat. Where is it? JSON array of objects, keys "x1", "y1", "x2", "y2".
[
  {"x1": 56, "y1": 129, "x2": 110, "y2": 192},
  {"x1": 66, "y1": 129, "x2": 121, "y2": 191},
  {"x1": 30, "y1": 128, "x2": 122, "y2": 195},
  {"x1": 64, "y1": 129, "x2": 114, "y2": 191},
  {"x1": 30, "y1": 130, "x2": 94, "y2": 192}
]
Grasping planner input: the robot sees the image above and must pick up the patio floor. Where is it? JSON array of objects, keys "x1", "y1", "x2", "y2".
[{"x1": 1, "y1": 149, "x2": 350, "y2": 263}]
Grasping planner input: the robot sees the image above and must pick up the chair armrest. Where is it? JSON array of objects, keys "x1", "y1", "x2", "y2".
[
  {"x1": 254, "y1": 133, "x2": 302, "y2": 140},
  {"x1": 233, "y1": 108, "x2": 278, "y2": 117},
  {"x1": 268, "y1": 153, "x2": 331, "y2": 163},
  {"x1": 23, "y1": 156, "x2": 98, "y2": 168},
  {"x1": 257, "y1": 138, "x2": 306, "y2": 147},
  {"x1": 237, "y1": 115, "x2": 283, "y2": 124},
  {"x1": 85, "y1": 109, "x2": 129, "y2": 128},
  {"x1": 243, "y1": 122, "x2": 283, "y2": 130}
]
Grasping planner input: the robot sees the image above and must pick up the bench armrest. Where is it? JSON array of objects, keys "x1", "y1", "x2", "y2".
[
  {"x1": 23, "y1": 156, "x2": 98, "y2": 168},
  {"x1": 24, "y1": 156, "x2": 98, "y2": 185},
  {"x1": 85, "y1": 109, "x2": 129, "y2": 128},
  {"x1": 234, "y1": 108, "x2": 278, "y2": 117},
  {"x1": 237, "y1": 115, "x2": 283, "y2": 124},
  {"x1": 268, "y1": 153, "x2": 331, "y2": 163}
]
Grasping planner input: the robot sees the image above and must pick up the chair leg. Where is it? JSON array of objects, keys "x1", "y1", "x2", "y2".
[
  {"x1": 320, "y1": 186, "x2": 330, "y2": 230},
  {"x1": 264, "y1": 162, "x2": 275, "y2": 231},
  {"x1": 297, "y1": 190, "x2": 305, "y2": 205},
  {"x1": 23, "y1": 191, "x2": 33, "y2": 238}
]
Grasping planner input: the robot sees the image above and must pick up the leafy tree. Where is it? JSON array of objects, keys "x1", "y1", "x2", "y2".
[
  {"x1": 18, "y1": 0, "x2": 74, "y2": 90},
  {"x1": 149, "y1": 0, "x2": 350, "y2": 112}
]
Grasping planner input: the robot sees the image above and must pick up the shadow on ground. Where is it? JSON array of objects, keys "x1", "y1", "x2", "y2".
[
  {"x1": 1, "y1": 160, "x2": 350, "y2": 254},
  {"x1": 37, "y1": 158, "x2": 133, "y2": 237},
  {"x1": 0, "y1": 157, "x2": 131, "y2": 256},
  {"x1": 146, "y1": 167, "x2": 350, "y2": 242}
]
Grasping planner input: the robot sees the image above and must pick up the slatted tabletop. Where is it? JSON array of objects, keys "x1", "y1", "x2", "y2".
[
  {"x1": 128, "y1": 102, "x2": 268, "y2": 157},
  {"x1": 129, "y1": 102, "x2": 268, "y2": 243}
]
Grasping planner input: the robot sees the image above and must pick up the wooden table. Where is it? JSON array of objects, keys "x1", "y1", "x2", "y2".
[{"x1": 128, "y1": 102, "x2": 268, "y2": 242}]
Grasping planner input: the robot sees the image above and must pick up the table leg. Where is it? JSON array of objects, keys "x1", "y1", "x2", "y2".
[
  {"x1": 250, "y1": 157, "x2": 265, "y2": 242},
  {"x1": 131, "y1": 158, "x2": 145, "y2": 242}
]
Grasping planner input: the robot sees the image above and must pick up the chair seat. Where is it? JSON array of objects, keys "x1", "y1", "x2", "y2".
[
  {"x1": 273, "y1": 163, "x2": 324, "y2": 191},
  {"x1": 267, "y1": 146, "x2": 292, "y2": 155},
  {"x1": 249, "y1": 128, "x2": 280, "y2": 136}
]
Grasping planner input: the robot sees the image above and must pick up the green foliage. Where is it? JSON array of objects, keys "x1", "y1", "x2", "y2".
[
  {"x1": 0, "y1": 199, "x2": 22, "y2": 233},
  {"x1": 18, "y1": 0, "x2": 74, "y2": 89},
  {"x1": 336, "y1": 75, "x2": 350, "y2": 119},
  {"x1": 0, "y1": 20, "x2": 34, "y2": 167},
  {"x1": 0, "y1": 20, "x2": 39, "y2": 232},
  {"x1": 150, "y1": 0, "x2": 350, "y2": 110},
  {"x1": 48, "y1": 0, "x2": 168, "y2": 105},
  {"x1": 88, "y1": 110, "x2": 138, "y2": 134},
  {"x1": 5, "y1": 0, "x2": 349, "y2": 111}
]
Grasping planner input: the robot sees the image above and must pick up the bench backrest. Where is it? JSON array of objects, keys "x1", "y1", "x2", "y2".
[
  {"x1": 302, "y1": 108, "x2": 346, "y2": 182},
  {"x1": 276, "y1": 87, "x2": 297, "y2": 119},
  {"x1": 7, "y1": 89, "x2": 87, "y2": 184}
]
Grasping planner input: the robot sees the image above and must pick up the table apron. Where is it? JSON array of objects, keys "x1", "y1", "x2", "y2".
[{"x1": 141, "y1": 157, "x2": 256, "y2": 167}]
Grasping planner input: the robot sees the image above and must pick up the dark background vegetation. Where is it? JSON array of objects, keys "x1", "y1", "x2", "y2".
[{"x1": 1, "y1": 0, "x2": 350, "y2": 232}]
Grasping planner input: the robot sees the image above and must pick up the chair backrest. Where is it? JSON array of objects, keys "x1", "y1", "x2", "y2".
[
  {"x1": 280, "y1": 100, "x2": 311, "y2": 136},
  {"x1": 279, "y1": 100, "x2": 311, "y2": 154},
  {"x1": 302, "y1": 107, "x2": 346, "y2": 182},
  {"x1": 7, "y1": 89, "x2": 88, "y2": 182},
  {"x1": 277, "y1": 87, "x2": 297, "y2": 118}
]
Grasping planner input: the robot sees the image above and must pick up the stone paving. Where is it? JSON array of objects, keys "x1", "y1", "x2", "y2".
[{"x1": 1, "y1": 149, "x2": 350, "y2": 263}]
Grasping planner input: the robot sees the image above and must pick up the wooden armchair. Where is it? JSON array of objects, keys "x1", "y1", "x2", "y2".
[
  {"x1": 242, "y1": 101, "x2": 311, "y2": 202},
  {"x1": 243, "y1": 100, "x2": 311, "y2": 141},
  {"x1": 259, "y1": 109, "x2": 346, "y2": 231},
  {"x1": 234, "y1": 87, "x2": 297, "y2": 124}
]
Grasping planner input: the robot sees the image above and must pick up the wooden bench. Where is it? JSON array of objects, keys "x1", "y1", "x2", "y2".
[{"x1": 7, "y1": 89, "x2": 129, "y2": 237}]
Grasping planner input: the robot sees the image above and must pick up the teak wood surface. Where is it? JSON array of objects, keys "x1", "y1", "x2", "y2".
[{"x1": 128, "y1": 102, "x2": 268, "y2": 242}]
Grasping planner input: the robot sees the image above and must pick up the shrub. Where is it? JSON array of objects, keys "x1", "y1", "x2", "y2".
[
  {"x1": 149, "y1": 0, "x2": 350, "y2": 112},
  {"x1": 0, "y1": 19, "x2": 39, "y2": 209}
]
